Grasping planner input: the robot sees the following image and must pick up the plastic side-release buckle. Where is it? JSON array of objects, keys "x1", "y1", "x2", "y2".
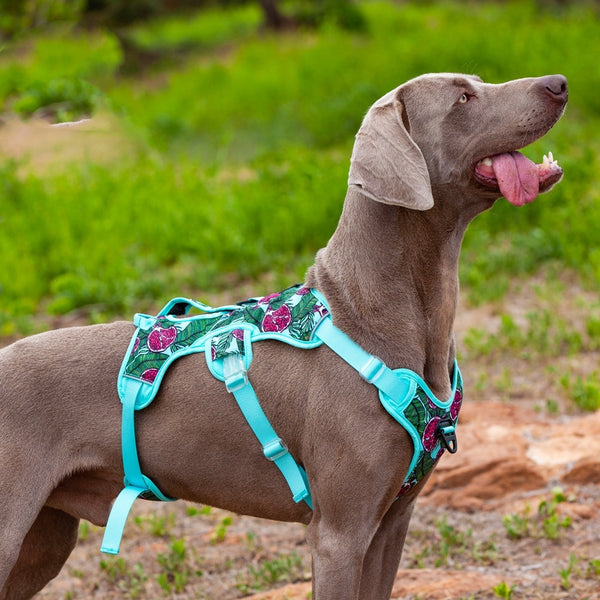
[
  {"x1": 262, "y1": 438, "x2": 289, "y2": 462},
  {"x1": 359, "y1": 355, "x2": 386, "y2": 385},
  {"x1": 223, "y1": 354, "x2": 249, "y2": 393}
]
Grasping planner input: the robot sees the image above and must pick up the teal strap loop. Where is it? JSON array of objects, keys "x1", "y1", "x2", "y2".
[{"x1": 101, "y1": 486, "x2": 147, "y2": 554}]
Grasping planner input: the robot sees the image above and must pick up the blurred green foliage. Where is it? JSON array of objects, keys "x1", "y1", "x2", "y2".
[
  {"x1": 0, "y1": 1, "x2": 599, "y2": 332},
  {"x1": 0, "y1": 0, "x2": 365, "y2": 39}
]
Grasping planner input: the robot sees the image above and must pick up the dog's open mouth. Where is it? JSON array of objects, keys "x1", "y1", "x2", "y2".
[{"x1": 473, "y1": 151, "x2": 563, "y2": 207}]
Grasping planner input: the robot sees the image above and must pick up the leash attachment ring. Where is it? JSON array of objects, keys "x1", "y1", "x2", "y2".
[{"x1": 436, "y1": 416, "x2": 458, "y2": 454}]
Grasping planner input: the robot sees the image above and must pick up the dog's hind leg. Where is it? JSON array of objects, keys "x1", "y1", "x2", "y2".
[
  {"x1": 0, "y1": 459, "x2": 58, "y2": 595},
  {"x1": 0, "y1": 507, "x2": 78, "y2": 600}
]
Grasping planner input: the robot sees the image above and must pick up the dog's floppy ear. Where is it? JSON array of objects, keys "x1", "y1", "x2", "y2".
[{"x1": 348, "y1": 87, "x2": 434, "y2": 210}]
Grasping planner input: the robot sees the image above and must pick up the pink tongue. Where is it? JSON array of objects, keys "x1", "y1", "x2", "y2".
[{"x1": 492, "y1": 152, "x2": 539, "y2": 206}]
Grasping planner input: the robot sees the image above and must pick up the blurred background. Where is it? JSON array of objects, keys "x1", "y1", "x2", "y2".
[{"x1": 0, "y1": 0, "x2": 598, "y2": 331}]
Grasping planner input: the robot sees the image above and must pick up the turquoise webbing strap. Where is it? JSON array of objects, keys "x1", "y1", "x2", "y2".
[
  {"x1": 101, "y1": 486, "x2": 146, "y2": 554},
  {"x1": 101, "y1": 383, "x2": 174, "y2": 554},
  {"x1": 224, "y1": 355, "x2": 312, "y2": 509},
  {"x1": 314, "y1": 318, "x2": 415, "y2": 402}
]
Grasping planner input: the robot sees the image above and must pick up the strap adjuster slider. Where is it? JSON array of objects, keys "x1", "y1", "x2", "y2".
[
  {"x1": 263, "y1": 438, "x2": 289, "y2": 461},
  {"x1": 359, "y1": 356, "x2": 386, "y2": 384},
  {"x1": 223, "y1": 355, "x2": 249, "y2": 393}
]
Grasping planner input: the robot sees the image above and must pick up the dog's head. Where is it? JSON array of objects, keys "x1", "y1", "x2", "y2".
[{"x1": 348, "y1": 73, "x2": 567, "y2": 210}]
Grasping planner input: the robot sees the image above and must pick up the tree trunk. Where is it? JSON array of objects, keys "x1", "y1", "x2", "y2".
[{"x1": 258, "y1": 0, "x2": 291, "y2": 30}]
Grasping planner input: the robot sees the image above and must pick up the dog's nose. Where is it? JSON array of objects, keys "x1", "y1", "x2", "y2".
[{"x1": 539, "y1": 74, "x2": 568, "y2": 103}]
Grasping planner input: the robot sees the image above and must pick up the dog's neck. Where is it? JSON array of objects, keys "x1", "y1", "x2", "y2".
[{"x1": 306, "y1": 186, "x2": 480, "y2": 399}]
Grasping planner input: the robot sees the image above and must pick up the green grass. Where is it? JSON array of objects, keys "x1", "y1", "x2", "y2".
[
  {"x1": 502, "y1": 488, "x2": 572, "y2": 541},
  {"x1": 236, "y1": 552, "x2": 306, "y2": 594},
  {"x1": 0, "y1": 1, "x2": 599, "y2": 330}
]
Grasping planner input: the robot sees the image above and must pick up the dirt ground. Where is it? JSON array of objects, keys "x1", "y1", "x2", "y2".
[{"x1": 14, "y1": 271, "x2": 596, "y2": 600}]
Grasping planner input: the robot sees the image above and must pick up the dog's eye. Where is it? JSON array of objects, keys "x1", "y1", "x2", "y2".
[{"x1": 458, "y1": 93, "x2": 470, "y2": 104}]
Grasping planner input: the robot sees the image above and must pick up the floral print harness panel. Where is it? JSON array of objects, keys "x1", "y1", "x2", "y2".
[
  {"x1": 103, "y1": 284, "x2": 463, "y2": 554},
  {"x1": 121, "y1": 285, "x2": 329, "y2": 401}
]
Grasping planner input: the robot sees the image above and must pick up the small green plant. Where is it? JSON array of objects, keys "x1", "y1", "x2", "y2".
[
  {"x1": 78, "y1": 520, "x2": 90, "y2": 541},
  {"x1": 559, "y1": 553, "x2": 580, "y2": 590},
  {"x1": 100, "y1": 556, "x2": 128, "y2": 583},
  {"x1": 210, "y1": 515, "x2": 234, "y2": 545},
  {"x1": 559, "y1": 371, "x2": 600, "y2": 412},
  {"x1": 545, "y1": 398, "x2": 560, "y2": 414},
  {"x1": 503, "y1": 488, "x2": 572, "y2": 541},
  {"x1": 134, "y1": 511, "x2": 175, "y2": 537},
  {"x1": 409, "y1": 517, "x2": 497, "y2": 569},
  {"x1": 587, "y1": 558, "x2": 600, "y2": 578},
  {"x1": 236, "y1": 552, "x2": 306, "y2": 594},
  {"x1": 434, "y1": 516, "x2": 472, "y2": 567},
  {"x1": 538, "y1": 496, "x2": 572, "y2": 540},
  {"x1": 156, "y1": 537, "x2": 202, "y2": 595},
  {"x1": 186, "y1": 504, "x2": 212, "y2": 517},
  {"x1": 493, "y1": 581, "x2": 516, "y2": 600},
  {"x1": 245, "y1": 531, "x2": 263, "y2": 554},
  {"x1": 471, "y1": 535, "x2": 498, "y2": 565},
  {"x1": 99, "y1": 556, "x2": 147, "y2": 599},
  {"x1": 502, "y1": 506, "x2": 532, "y2": 540}
]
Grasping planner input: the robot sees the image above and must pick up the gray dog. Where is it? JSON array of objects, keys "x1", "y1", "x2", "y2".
[{"x1": 0, "y1": 72, "x2": 567, "y2": 600}]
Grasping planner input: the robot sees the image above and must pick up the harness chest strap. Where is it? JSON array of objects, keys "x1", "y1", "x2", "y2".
[
  {"x1": 101, "y1": 287, "x2": 462, "y2": 554},
  {"x1": 315, "y1": 317, "x2": 461, "y2": 478}
]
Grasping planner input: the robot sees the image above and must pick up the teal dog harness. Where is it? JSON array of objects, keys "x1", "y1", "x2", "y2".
[{"x1": 101, "y1": 285, "x2": 462, "y2": 554}]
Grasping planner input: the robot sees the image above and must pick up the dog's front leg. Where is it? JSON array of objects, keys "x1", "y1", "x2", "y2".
[
  {"x1": 306, "y1": 510, "x2": 375, "y2": 599},
  {"x1": 357, "y1": 495, "x2": 417, "y2": 599},
  {"x1": 306, "y1": 496, "x2": 415, "y2": 600}
]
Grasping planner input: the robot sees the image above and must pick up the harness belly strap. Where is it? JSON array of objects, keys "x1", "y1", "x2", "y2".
[{"x1": 102, "y1": 285, "x2": 462, "y2": 554}]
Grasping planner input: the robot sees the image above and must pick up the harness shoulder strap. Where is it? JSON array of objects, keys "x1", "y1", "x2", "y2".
[
  {"x1": 314, "y1": 317, "x2": 416, "y2": 403},
  {"x1": 314, "y1": 315, "x2": 462, "y2": 495}
]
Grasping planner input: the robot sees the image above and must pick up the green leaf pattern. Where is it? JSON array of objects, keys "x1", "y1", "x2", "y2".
[
  {"x1": 398, "y1": 378, "x2": 463, "y2": 496},
  {"x1": 123, "y1": 286, "x2": 329, "y2": 383}
]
